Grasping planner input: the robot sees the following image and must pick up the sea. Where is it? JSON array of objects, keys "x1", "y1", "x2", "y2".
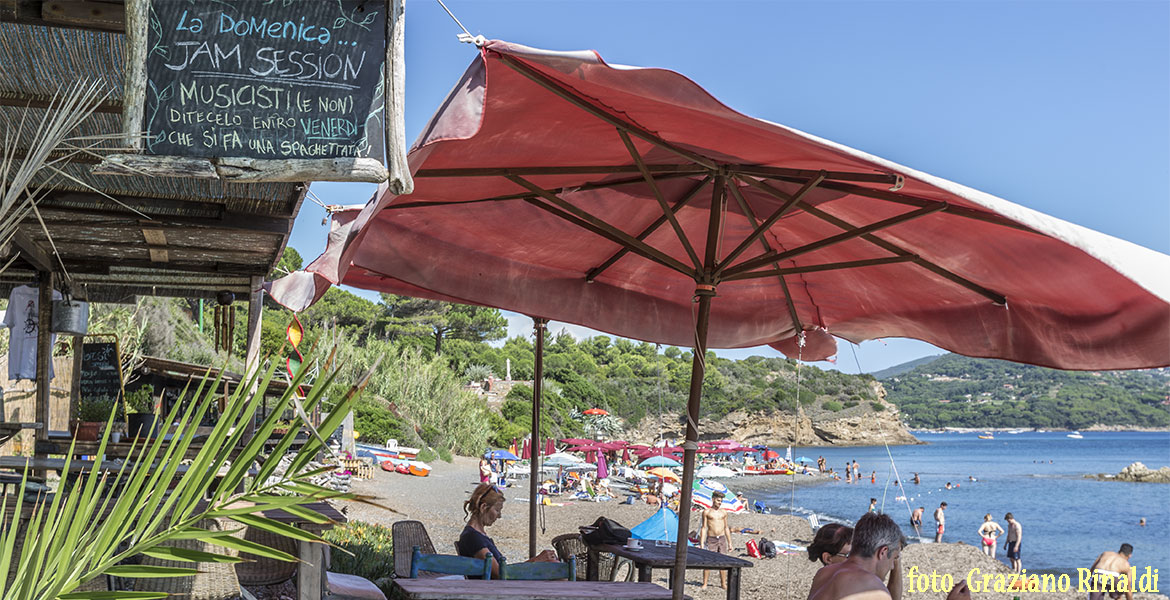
[{"x1": 752, "y1": 431, "x2": 1169, "y2": 578}]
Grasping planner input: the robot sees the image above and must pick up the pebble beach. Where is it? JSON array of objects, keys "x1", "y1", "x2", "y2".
[{"x1": 341, "y1": 457, "x2": 1169, "y2": 600}]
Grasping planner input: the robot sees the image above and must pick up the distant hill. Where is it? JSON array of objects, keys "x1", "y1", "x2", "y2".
[
  {"x1": 879, "y1": 353, "x2": 1170, "y2": 429},
  {"x1": 870, "y1": 354, "x2": 946, "y2": 379}
]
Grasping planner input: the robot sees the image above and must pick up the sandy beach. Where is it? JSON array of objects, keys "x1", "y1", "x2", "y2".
[{"x1": 343, "y1": 457, "x2": 1167, "y2": 600}]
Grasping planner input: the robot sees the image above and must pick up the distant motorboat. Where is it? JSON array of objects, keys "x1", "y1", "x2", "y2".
[
  {"x1": 978, "y1": 433, "x2": 994, "y2": 439},
  {"x1": 1007, "y1": 429, "x2": 1027, "y2": 434},
  {"x1": 1067, "y1": 431, "x2": 1084, "y2": 439}
]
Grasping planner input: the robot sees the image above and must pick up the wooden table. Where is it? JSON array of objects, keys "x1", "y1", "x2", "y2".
[
  {"x1": 390, "y1": 578, "x2": 685, "y2": 600},
  {"x1": 586, "y1": 543, "x2": 752, "y2": 600}
]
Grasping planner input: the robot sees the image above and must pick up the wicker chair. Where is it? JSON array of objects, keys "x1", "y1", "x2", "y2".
[
  {"x1": 392, "y1": 520, "x2": 436, "y2": 579},
  {"x1": 133, "y1": 518, "x2": 241, "y2": 600},
  {"x1": 550, "y1": 533, "x2": 633, "y2": 582},
  {"x1": 233, "y1": 525, "x2": 299, "y2": 586}
]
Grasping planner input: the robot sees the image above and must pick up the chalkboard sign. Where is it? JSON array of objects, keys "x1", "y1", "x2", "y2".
[
  {"x1": 142, "y1": 0, "x2": 386, "y2": 161},
  {"x1": 79, "y1": 342, "x2": 123, "y2": 403}
]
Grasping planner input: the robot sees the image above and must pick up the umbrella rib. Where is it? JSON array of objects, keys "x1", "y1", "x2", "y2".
[
  {"x1": 586, "y1": 175, "x2": 711, "y2": 282},
  {"x1": 760, "y1": 175, "x2": 1038, "y2": 234},
  {"x1": 414, "y1": 165, "x2": 706, "y2": 177},
  {"x1": 714, "y1": 171, "x2": 826, "y2": 276},
  {"x1": 795, "y1": 202, "x2": 1007, "y2": 305},
  {"x1": 721, "y1": 256, "x2": 918, "y2": 281},
  {"x1": 725, "y1": 182, "x2": 804, "y2": 333},
  {"x1": 733, "y1": 165, "x2": 898, "y2": 185},
  {"x1": 495, "y1": 53, "x2": 719, "y2": 171},
  {"x1": 721, "y1": 202, "x2": 947, "y2": 279},
  {"x1": 385, "y1": 172, "x2": 699, "y2": 210},
  {"x1": 508, "y1": 175, "x2": 697, "y2": 278},
  {"x1": 617, "y1": 129, "x2": 704, "y2": 271}
]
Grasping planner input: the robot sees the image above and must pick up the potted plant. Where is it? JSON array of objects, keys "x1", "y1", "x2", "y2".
[
  {"x1": 72, "y1": 396, "x2": 116, "y2": 441},
  {"x1": 125, "y1": 384, "x2": 158, "y2": 439}
]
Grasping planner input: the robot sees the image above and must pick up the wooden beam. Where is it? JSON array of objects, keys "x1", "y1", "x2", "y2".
[
  {"x1": 495, "y1": 54, "x2": 719, "y2": 171},
  {"x1": 35, "y1": 271, "x2": 54, "y2": 443},
  {"x1": 147, "y1": 247, "x2": 168, "y2": 262},
  {"x1": 715, "y1": 172, "x2": 825, "y2": 276},
  {"x1": 41, "y1": 1, "x2": 124, "y2": 31},
  {"x1": 10, "y1": 230, "x2": 53, "y2": 272},
  {"x1": 0, "y1": 94, "x2": 121, "y2": 113},
  {"x1": 618, "y1": 129, "x2": 703, "y2": 271},
  {"x1": 60, "y1": 257, "x2": 263, "y2": 275},
  {"x1": 721, "y1": 203, "x2": 947, "y2": 279},
  {"x1": 35, "y1": 194, "x2": 292, "y2": 235},
  {"x1": 585, "y1": 176, "x2": 709, "y2": 282},
  {"x1": 140, "y1": 228, "x2": 166, "y2": 245},
  {"x1": 507, "y1": 175, "x2": 696, "y2": 278},
  {"x1": 722, "y1": 256, "x2": 918, "y2": 281}
]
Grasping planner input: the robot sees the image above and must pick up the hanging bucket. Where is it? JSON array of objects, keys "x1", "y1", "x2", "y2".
[{"x1": 51, "y1": 298, "x2": 89, "y2": 335}]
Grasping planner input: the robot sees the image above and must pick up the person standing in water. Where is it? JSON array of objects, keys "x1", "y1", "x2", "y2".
[
  {"x1": 1004, "y1": 513, "x2": 1023, "y2": 573},
  {"x1": 934, "y1": 502, "x2": 947, "y2": 543},
  {"x1": 869, "y1": 498, "x2": 878, "y2": 513},
  {"x1": 976, "y1": 514, "x2": 1004, "y2": 558}
]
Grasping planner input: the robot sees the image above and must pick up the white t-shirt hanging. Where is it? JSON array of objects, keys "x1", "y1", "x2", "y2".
[{"x1": 2, "y1": 285, "x2": 62, "y2": 381}]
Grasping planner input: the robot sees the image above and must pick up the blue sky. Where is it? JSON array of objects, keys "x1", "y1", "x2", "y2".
[{"x1": 289, "y1": 1, "x2": 1169, "y2": 374}]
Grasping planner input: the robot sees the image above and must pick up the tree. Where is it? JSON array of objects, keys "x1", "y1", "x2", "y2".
[{"x1": 379, "y1": 295, "x2": 507, "y2": 354}]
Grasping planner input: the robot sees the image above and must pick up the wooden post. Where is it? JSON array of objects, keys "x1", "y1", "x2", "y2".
[
  {"x1": 528, "y1": 317, "x2": 548, "y2": 559},
  {"x1": 244, "y1": 276, "x2": 263, "y2": 376},
  {"x1": 671, "y1": 176, "x2": 725, "y2": 600},
  {"x1": 122, "y1": 0, "x2": 148, "y2": 150},
  {"x1": 70, "y1": 334, "x2": 83, "y2": 415},
  {"x1": 384, "y1": 0, "x2": 413, "y2": 195},
  {"x1": 35, "y1": 272, "x2": 55, "y2": 442}
]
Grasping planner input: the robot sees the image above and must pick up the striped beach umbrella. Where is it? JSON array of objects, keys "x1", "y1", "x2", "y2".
[{"x1": 691, "y1": 479, "x2": 746, "y2": 513}]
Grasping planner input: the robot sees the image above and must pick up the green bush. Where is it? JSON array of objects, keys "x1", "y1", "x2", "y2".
[
  {"x1": 870, "y1": 401, "x2": 886, "y2": 411},
  {"x1": 125, "y1": 384, "x2": 155, "y2": 414},
  {"x1": 437, "y1": 447, "x2": 453, "y2": 463},
  {"x1": 324, "y1": 521, "x2": 395, "y2": 597},
  {"x1": 417, "y1": 448, "x2": 438, "y2": 463},
  {"x1": 843, "y1": 400, "x2": 858, "y2": 409},
  {"x1": 822, "y1": 400, "x2": 843, "y2": 412}
]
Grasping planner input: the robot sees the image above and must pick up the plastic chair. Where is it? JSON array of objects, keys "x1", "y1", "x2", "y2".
[
  {"x1": 499, "y1": 556, "x2": 575, "y2": 580},
  {"x1": 392, "y1": 520, "x2": 436, "y2": 579},
  {"x1": 410, "y1": 546, "x2": 491, "y2": 580}
]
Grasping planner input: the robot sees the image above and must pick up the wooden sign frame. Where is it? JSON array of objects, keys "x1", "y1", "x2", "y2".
[{"x1": 97, "y1": 0, "x2": 412, "y2": 190}]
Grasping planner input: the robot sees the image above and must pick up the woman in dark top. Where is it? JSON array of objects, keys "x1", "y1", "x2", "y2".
[
  {"x1": 458, "y1": 483, "x2": 558, "y2": 578},
  {"x1": 807, "y1": 523, "x2": 853, "y2": 566}
]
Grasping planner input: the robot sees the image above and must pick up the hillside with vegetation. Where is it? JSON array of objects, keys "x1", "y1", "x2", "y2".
[
  {"x1": 881, "y1": 353, "x2": 1170, "y2": 429},
  {"x1": 37, "y1": 247, "x2": 906, "y2": 459}
]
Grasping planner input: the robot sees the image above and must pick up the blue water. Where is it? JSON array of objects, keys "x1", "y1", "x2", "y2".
[{"x1": 753, "y1": 431, "x2": 1170, "y2": 576}]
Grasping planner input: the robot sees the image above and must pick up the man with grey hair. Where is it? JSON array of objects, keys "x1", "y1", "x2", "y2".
[{"x1": 808, "y1": 513, "x2": 968, "y2": 600}]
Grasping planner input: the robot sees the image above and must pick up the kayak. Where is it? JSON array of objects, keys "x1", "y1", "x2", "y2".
[{"x1": 408, "y1": 461, "x2": 431, "y2": 477}]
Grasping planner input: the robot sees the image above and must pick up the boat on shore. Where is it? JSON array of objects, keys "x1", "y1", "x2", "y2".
[{"x1": 356, "y1": 438, "x2": 421, "y2": 464}]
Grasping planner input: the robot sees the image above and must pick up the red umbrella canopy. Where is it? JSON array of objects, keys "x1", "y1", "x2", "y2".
[
  {"x1": 560, "y1": 438, "x2": 594, "y2": 445},
  {"x1": 761, "y1": 450, "x2": 780, "y2": 460},
  {"x1": 272, "y1": 40, "x2": 1170, "y2": 370},
  {"x1": 564, "y1": 445, "x2": 602, "y2": 453},
  {"x1": 583, "y1": 408, "x2": 609, "y2": 416}
]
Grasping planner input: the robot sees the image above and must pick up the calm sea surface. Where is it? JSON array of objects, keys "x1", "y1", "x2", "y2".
[{"x1": 753, "y1": 431, "x2": 1169, "y2": 576}]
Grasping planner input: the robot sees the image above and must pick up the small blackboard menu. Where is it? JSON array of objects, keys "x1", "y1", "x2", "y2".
[
  {"x1": 142, "y1": 0, "x2": 386, "y2": 160},
  {"x1": 79, "y1": 342, "x2": 123, "y2": 403}
]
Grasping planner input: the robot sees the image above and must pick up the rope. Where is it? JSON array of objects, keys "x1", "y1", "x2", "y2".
[
  {"x1": 434, "y1": 0, "x2": 485, "y2": 45},
  {"x1": 782, "y1": 331, "x2": 806, "y2": 598}
]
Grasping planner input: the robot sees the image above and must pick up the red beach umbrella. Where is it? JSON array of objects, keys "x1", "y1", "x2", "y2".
[
  {"x1": 545, "y1": 438, "x2": 555, "y2": 456},
  {"x1": 621, "y1": 448, "x2": 631, "y2": 463},
  {"x1": 761, "y1": 450, "x2": 780, "y2": 460},
  {"x1": 583, "y1": 408, "x2": 609, "y2": 416},
  {"x1": 270, "y1": 40, "x2": 1170, "y2": 598},
  {"x1": 521, "y1": 439, "x2": 530, "y2": 459},
  {"x1": 560, "y1": 438, "x2": 593, "y2": 445}
]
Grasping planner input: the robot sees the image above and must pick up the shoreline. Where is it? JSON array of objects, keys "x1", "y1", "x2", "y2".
[
  {"x1": 912, "y1": 427, "x2": 1170, "y2": 433},
  {"x1": 339, "y1": 456, "x2": 1169, "y2": 600}
]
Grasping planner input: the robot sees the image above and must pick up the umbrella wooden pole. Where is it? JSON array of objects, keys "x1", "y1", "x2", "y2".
[
  {"x1": 672, "y1": 288, "x2": 714, "y2": 599},
  {"x1": 529, "y1": 317, "x2": 548, "y2": 559}
]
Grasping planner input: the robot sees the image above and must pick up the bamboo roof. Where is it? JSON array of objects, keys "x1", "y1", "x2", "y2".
[{"x1": 0, "y1": 5, "x2": 304, "y2": 302}]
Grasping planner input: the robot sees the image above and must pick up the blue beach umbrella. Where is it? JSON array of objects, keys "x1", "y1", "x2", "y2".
[
  {"x1": 639, "y1": 455, "x2": 683, "y2": 468},
  {"x1": 794, "y1": 456, "x2": 814, "y2": 463},
  {"x1": 486, "y1": 449, "x2": 520, "y2": 461}
]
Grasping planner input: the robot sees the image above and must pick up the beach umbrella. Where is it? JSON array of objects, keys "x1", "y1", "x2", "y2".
[
  {"x1": 761, "y1": 450, "x2": 780, "y2": 461},
  {"x1": 564, "y1": 445, "x2": 601, "y2": 453},
  {"x1": 270, "y1": 40, "x2": 1170, "y2": 594},
  {"x1": 691, "y1": 479, "x2": 747, "y2": 513},
  {"x1": 544, "y1": 452, "x2": 586, "y2": 467},
  {"x1": 621, "y1": 448, "x2": 631, "y2": 463},
  {"x1": 647, "y1": 467, "x2": 681, "y2": 482},
  {"x1": 486, "y1": 449, "x2": 520, "y2": 461},
  {"x1": 583, "y1": 408, "x2": 609, "y2": 416},
  {"x1": 597, "y1": 451, "x2": 609, "y2": 480},
  {"x1": 794, "y1": 456, "x2": 814, "y2": 463},
  {"x1": 545, "y1": 438, "x2": 555, "y2": 456},
  {"x1": 639, "y1": 455, "x2": 683, "y2": 469},
  {"x1": 696, "y1": 464, "x2": 737, "y2": 478},
  {"x1": 560, "y1": 438, "x2": 594, "y2": 445},
  {"x1": 521, "y1": 439, "x2": 531, "y2": 460}
]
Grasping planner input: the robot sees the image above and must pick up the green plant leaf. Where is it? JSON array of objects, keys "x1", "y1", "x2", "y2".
[
  {"x1": 139, "y1": 546, "x2": 247, "y2": 564},
  {"x1": 102, "y1": 564, "x2": 200, "y2": 577}
]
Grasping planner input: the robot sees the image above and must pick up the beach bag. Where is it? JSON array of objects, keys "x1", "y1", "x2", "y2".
[
  {"x1": 760, "y1": 538, "x2": 777, "y2": 558},
  {"x1": 745, "y1": 538, "x2": 761, "y2": 558},
  {"x1": 582, "y1": 517, "x2": 631, "y2": 546}
]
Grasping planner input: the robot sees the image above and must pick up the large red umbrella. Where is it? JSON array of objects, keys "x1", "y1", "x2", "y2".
[
  {"x1": 272, "y1": 40, "x2": 1170, "y2": 597},
  {"x1": 560, "y1": 438, "x2": 594, "y2": 445}
]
